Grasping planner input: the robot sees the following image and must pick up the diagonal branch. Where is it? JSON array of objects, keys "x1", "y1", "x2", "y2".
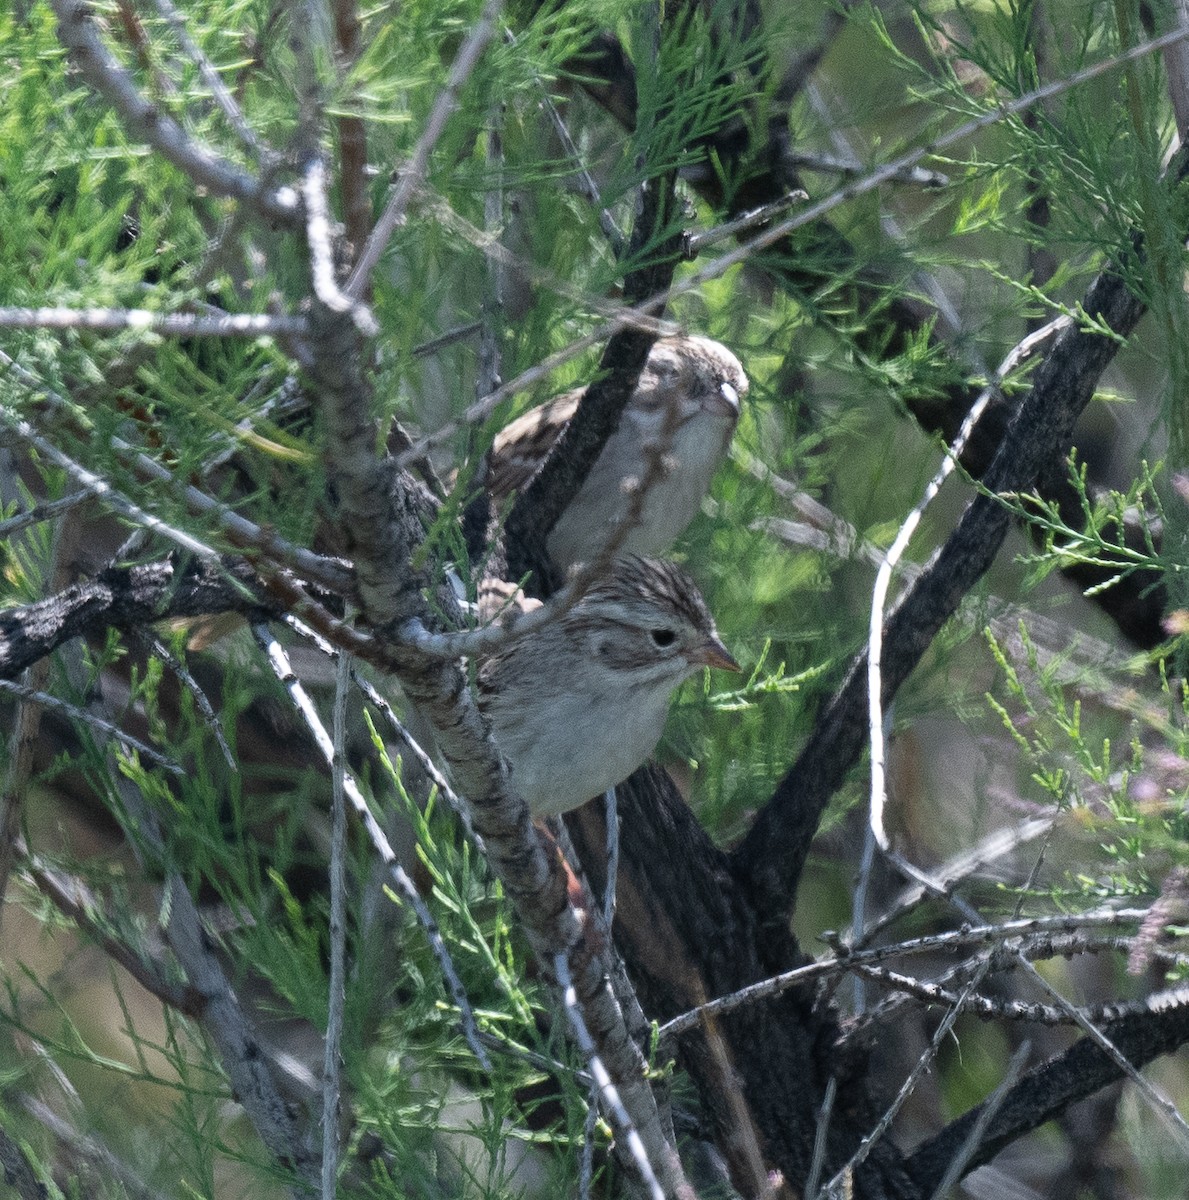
[
  {"x1": 904, "y1": 989, "x2": 1189, "y2": 1193},
  {"x1": 734, "y1": 227, "x2": 1159, "y2": 919},
  {"x1": 0, "y1": 557, "x2": 268, "y2": 680},
  {"x1": 49, "y1": 0, "x2": 299, "y2": 226}
]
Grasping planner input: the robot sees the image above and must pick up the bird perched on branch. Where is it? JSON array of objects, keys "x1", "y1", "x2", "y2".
[
  {"x1": 487, "y1": 334, "x2": 746, "y2": 571},
  {"x1": 478, "y1": 556, "x2": 738, "y2": 816}
]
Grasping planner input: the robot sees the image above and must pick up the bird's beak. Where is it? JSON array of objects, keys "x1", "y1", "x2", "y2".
[
  {"x1": 694, "y1": 636, "x2": 741, "y2": 673},
  {"x1": 718, "y1": 381, "x2": 741, "y2": 413}
]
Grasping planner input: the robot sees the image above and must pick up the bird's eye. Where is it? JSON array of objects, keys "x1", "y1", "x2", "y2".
[{"x1": 650, "y1": 628, "x2": 677, "y2": 648}]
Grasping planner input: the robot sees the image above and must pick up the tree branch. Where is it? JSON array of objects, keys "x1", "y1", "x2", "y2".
[{"x1": 0, "y1": 557, "x2": 269, "y2": 681}]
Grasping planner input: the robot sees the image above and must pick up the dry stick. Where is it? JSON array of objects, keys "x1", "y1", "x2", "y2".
[
  {"x1": 321, "y1": 651, "x2": 350, "y2": 1200},
  {"x1": 148, "y1": 0, "x2": 264, "y2": 157},
  {"x1": 302, "y1": 158, "x2": 378, "y2": 335},
  {"x1": 852, "y1": 815, "x2": 1056, "y2": 948},
  {"x1": 847, "y1": 934, "x2": 1189, "y2": 1044},
  {"x1": 249, "y1": 623, "x2": 492, "y2": 1071},
  {"x1": 818, "y1": 960, "x2": 994, "y2": 1198},
  {"x1": 18, "y1": 1091, "x2": 166, "y2": 1200},
  {"x1": 547, "y1": 819, "x2": 667, "y2": 1192},
  {"x1": 157, "y1": 876, "x2": 318, "y2": 1195},
  {"x1": 0, "y1": 506, "x2": 80, "y2": 931},
  {"x1": 0, "y1": 399, "x2": 222, "y2": 566},
  {"x1": 410, "y1": 320, "x2": 483, "y2": 359},
  {"x1": 867, "y1": 315, "x2": 1071, "y2": 853},
  {"x1": 553, "y1": 952, "x2": 665, "y2": 1200},
  {"x1": 782, "y1": 152, "x2": 948, "y2": 189},
  {"x1": 0, "y1": 558, "x2": 269, "y2": 682},
  {"x1": 851, "y1": 962, "x2": 1189, "y2": 1028},
  {"x1": 0, "y1": 678, "x2": 184, "y2": 775},
  {"x1": 926, "y1": 1042, "x2": 1031, "y2": 1200},
  {"x1": 804, "y1": 1075, "x2": 837, "y2": 1200},
  {"x1": 88, "y1": 739, "x2": 318, "y2": 1191},
  {"x1": 16, "y1": 838, "x2": 199, "y2": 1015},
  {"x1": 0, "y1": 1122, "x2": 50, "y2": 1200},
  {"x1": 655, "y1": 908, "x2": 1149, "y2": 1040},
  {"x1": 0, "y1": 305, "x2": 304, "y2": 340},
  {"x1": 1163, "y1": 0, "x2": 1189, "y2": 137},
  {"x1": 0, "y1": 489, "x2": 97, "y2": 538},
  {"x1": 349, "y1": 669, "x2": 478, "y2": 840},
  {"x1": 544, "y1": 823, "x2": 624, "y2": 1200},
  {"x1": 133, "y1": 631, "x2": 236, "y2": 770},
  {"x1": 345, "y1": 0, "x2": 502, "y2": 299},
  {"x1": 682, "y1": 191, "x2": 808, "y2": 258},
  {"x1": 478, "y1": 105, "x2": 505, "y2": 402},
  {"x1": 1016, "y1": 957, "x2": 1189, "y2": 1150},
  {"x1": 48, "y1": 0, "x2": 299, "y2": 225},
  {"x1": 505, "y1": 23, "x2": 626, "y2": 257},
  {"x1": 844, "y1": 933, "x2": 1072, "y2": 1048}
]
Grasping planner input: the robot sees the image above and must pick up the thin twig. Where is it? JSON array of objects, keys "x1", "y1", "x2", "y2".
[
  {"x1": 0, "y1": 304, "x2": 306, "y2": 338},
  {"x1": 477, "y1": 104, "x2": 505, "y2": 400},
  {"x1": 0, "y1": 402, "x2": 223, "y2": 564},
  {"x1": 868, "y1": 317, "x2": 1070, "y2": 851},
  {"x1": 0, "y1": 489, "x2": 97, "y2": 538},
  {"x1": 819, "y1": 960, "x2": 993, "y2": 1196},
  {"x1": 301, "y1": 158, "x2": 378, "y2": 335},
  {"x1": 350, "y1": 669, "x2": 480, "y2": 843},
  {"x1": 346, "y1": 0, "x2": 502, "y2": 298},
  {"x1": 18, "y1": 1091, "x2": 167, "y2": 1200},
  {"x1": 554, "y1": 952, "x2": 664, "y2": 1200},
  {"x1": 321, "y1": 650, "x2": 350, "y2": 1200},
  {"x1": 805, "y1": 1075, "x2": 837, "y2": 1200},
  {"x1": 49, "y1": 0, "x2": 299, "y2": 225},
  {"x1": 852, "y1": 963, "x2": 1189, "y2": 1028},
  {"x1": 507, "y1": 23, "x2": 625, "y2": 256},
  {"x1": 149, "y1": 0, "x2": 265, "y2": 157},
  {"x1": 0, "y1": 677, "x2": 184, "y2": 775},
  {"x1": 1, "y1": 350, "x2": 348, "y2": 592},
  {"x1": 133, "y1": 631, "x2": 236, "y2": 770},
  {"x1": 17, "y1": 838, "x2": 199, "y2": 1015},
  {"x1": 853, "y1": 815, "x2": 1055, "y2": 948},
  {"x1": 926, "y1": 1042, "x2": 1031, "y2": 1200},
  {"x1": 683, "y1": 191, "x2": 808, "y2": 258},
  {"x1": 250, "y1": 623, "x2": 491, "y2": 1070},
  {"x1": 656, "y1": 908, "x2": 1149, "y2": 1039},
  {"x1": 1017, "y1": 956, "x2": 1189, "y2": 1150}
]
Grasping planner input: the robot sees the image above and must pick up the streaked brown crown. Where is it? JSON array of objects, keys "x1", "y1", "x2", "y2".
[{"x1": 575, "y1": 556, "x2": 716, "y2": 636}]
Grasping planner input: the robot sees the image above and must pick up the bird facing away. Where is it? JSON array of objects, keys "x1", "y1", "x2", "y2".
[{"x1": 478, "y1": 556, "x2": 739, "y2": 816}]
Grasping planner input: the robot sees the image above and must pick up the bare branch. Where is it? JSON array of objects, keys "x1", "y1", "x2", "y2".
[
  {"x1": 346, "y1": 0, "x2": 502, "y2": 298},
  {"x1": 49, "y1": 0, "x2": 299, "y2": 225}
]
